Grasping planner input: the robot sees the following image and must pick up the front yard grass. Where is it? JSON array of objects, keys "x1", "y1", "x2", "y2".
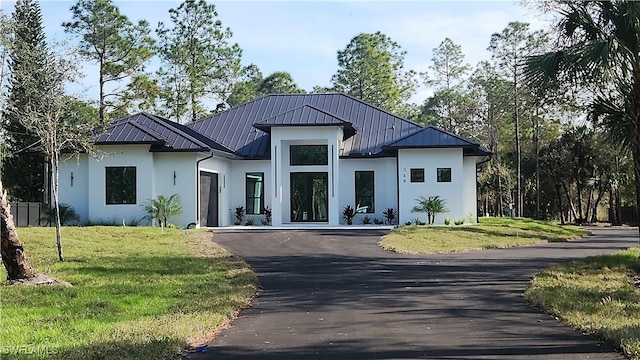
[
  {"x1": 0, "y1": 227, "x2": 258, "y2": 360},
  {"x1": 525, "y1": 248, "x2": 640, "y2": 359},
  {"x1": 379, "y1": 217, "x2": 588, "y2": 254}
]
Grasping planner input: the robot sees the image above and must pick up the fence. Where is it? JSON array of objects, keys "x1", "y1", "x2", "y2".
[
  {"x1": 609, "y1": 206, "x2": 638, "y2": 226},
  {"x1": 9, "y1": 202, "x2": 45, "y2": 227}
]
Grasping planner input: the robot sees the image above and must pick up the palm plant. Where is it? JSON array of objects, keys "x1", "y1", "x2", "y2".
[
  {"x1": 525, "y1": 1, "x2": 640, "y2": 243},
  {"x1": 41, "y1": 203, "x2": 79, "y2": 226},
  {"x1": 412, "y1": 195, "x2": 448, "y2": 225},
  {"x1": 142, "y1": 194, "x2": 183, "y2": 230}
]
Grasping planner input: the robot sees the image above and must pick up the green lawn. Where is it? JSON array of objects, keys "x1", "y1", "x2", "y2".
[
  {"x1": 525, "y1": 248, "x2": 640, "y2": 360},
  {"x1": 379, "y1": 217, "x2": 588, "y2": 254},
  {"x1": 0, "y1": 227, "x2": 258, "y2": 360}
]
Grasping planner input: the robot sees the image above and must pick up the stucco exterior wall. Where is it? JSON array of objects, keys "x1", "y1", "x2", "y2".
[
  {"x1": 153, "y1": 152, "x2": 198, "y2": 227},
  {"x1": 462, "y1": 157, "x2": 479, "y2": 223},
  {"x1": 270, "y1": 126, "x2": 342, "y2": 226},
  {"x1": 397, "y1": 148, "x2": 464, "y2": 225},
  {"x1": 58, "y1": 154, "x2": 89, "y2": 223},
  {"x1": 85, "y1": 145, "x2": 154, "y2": 224},
  {"x1": 230, "y1": 160, "x2": 271, "y2": 224},
  {"x1": 199, "y1": 155, "x2": 232, "y2": 227},
  {"x1": 337, "y1": 157, "x2": 397, "y2": 224}
]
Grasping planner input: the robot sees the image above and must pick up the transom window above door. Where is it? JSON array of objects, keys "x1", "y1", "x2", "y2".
[{"x1": 290, "y1": 145, "x2": 328, "y2": 166}]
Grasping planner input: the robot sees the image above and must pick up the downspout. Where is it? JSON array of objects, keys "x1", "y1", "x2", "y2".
[
  {"x1": 395, "y1": 151, "x2": 400, "y2": 227},
  {"x1": 195, "y1": 151, "x2": 214, "y2": 227}
]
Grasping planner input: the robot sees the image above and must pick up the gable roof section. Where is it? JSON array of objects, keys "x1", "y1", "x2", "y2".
[
  {"x1": 189, "y1": 93, "x2": 423, "y2": 158},
  {"x1": 96, "y1": 112, "x2": 233, "y2": 154},
  {"x1": 383, "y1": 126, "x2": 477, "y2": 149},
  {"x1": 253, "y1": 104, "x2": 357, "y2": 139},
  {"x1": 383, "y1": 125, "x2": 492, "y2": 156}
]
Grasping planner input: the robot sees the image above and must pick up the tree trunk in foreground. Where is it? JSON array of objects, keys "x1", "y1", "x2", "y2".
[{"x1": 0, "y1": 181, "x2": 37, "y2": 281}]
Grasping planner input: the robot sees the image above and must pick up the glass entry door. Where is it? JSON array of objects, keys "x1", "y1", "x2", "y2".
[{"x1": 290, "y1": 172, "x2": 328, "y2": 222}]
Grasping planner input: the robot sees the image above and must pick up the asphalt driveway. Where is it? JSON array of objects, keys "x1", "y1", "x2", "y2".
[{"x1": 188, "y1": 227, "x2": 638, "y2": 360}]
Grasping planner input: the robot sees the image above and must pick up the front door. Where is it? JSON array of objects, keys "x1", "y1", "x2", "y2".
[
  {"x1": 199, "y1": 171, "x2": 218, "y2": 227},
  {"x1": 290, "y1": 172, "x2": 328, "y2": 222}
]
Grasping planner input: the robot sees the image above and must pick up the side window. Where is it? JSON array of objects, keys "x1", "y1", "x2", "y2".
[
  {"x1": 355, "y1": 171, "x2": 374, "y2": 213},
  {"x1": 105, "y1": 167, "x2": 136, "y2": 204},
  {"x1": 246, "y1": 172, "x2": 264, "y2": 214},
  {"x1": 410, "y1": 168, "x2": 424, "y2": 183},
  {"x1": 437, "y1": 168, "x2": 452, "y2": 182}
]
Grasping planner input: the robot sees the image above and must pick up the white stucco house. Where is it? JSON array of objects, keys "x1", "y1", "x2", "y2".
[{"x1": 58, "y1": 93, "x2": 490, "y2": 227}]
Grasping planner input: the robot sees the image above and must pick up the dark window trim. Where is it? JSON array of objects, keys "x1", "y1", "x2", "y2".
[
  {"x1": 246, "y1": 172, "x2": 264, "y2": 215},
  {"x1": 105, "y1": 166, "x2": 137, "y2": 205},
  {"x1": 410, "y1": 168, "x2": 425, "y2": 183},
  {"x1": 437, "y1": 168, "x2": 452, "y2": 182},
  {"x1": 355, "y1": 171, "x2": 375, "y2": 213},
  {"x1": 289, "y1": 144, "x2": 328, "y2": 166},
  {"x1": 290, "y1": 172, "x2": 329, "y2": 222}
]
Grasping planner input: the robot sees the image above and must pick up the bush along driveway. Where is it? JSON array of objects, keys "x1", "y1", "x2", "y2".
[{"x1": 188, "y1": 227, "x2": 636, "y2": 360}]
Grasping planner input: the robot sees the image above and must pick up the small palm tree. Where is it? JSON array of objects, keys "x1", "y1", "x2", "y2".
[
  {"x1": 412, "y1": 196, "x2": 448, "y2": 225},
  {"x1": 142, "y1": 194, "x2": 183, "y2": 231}
]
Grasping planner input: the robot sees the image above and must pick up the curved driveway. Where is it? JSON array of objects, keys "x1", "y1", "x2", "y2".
[{"x1": 188, "y1": 228, "x2": 637, "y2": 360}]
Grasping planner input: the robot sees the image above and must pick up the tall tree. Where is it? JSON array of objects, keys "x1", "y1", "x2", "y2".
[
  {"x1": 157, "y1": 0, "x2": 242, "y2": 123},
  {"x1": 0, "y1": 12, "x2": 13, "y2": 173},
  {"x1": 489, "y1": 21, "x2": 548, "y2": 217},
  {"x1": 226, "y1": 67, "x2": 305, "y2": 108},
  {"x1": 2, "y1": 0, "x2": 48, "y2": 202},
  {"x1": 331, "y1": 31, "x2": 417, "y2": 113},
  {"x1": 16, "y1": 48, "x2": 96, "y2": 262},
  {"x1": 421, "y1": 38, "x2": 471, "y2": 131},
  {"x1": 226, "y1": 64, "x2": 263, "y2": 108},
  {"x1": 526, "y1": 0, "x2": 640, "y2": 242},
  {"x1": 64, "y1": 0, "x2": 154, "y2": 124},
  {"x1": 258, "y1": 71, "x2": 305, "y2": 96}
]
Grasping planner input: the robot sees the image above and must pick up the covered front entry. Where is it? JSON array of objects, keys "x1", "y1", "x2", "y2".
[
  {"x1": 290, "y1": 172, "x2": 328, "y2": 222},
  {"x1": 200, "y1": 171, "x2": 218, "y2": 227}
]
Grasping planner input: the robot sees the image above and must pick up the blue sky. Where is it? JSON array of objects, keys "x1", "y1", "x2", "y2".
[{"x1": 0, "y1": 0, "x2": 551, "y2": 104}]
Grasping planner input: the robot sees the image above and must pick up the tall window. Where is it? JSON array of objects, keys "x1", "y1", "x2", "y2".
[
  {"x1": 290, "y1": 145, "x2": 328, "y2": 166},
  {"x1": 105, "y1": 167, "x2": 136, "y2": 204},
  {"x1": 437, "y1": 168, "x2": 452, "y2": 182},
  {"x1": 246, "y1": 172, "x2": 264, "y2": 214},
  {"x1": 410, "y1": 168, "x2": 424, "y2": 182},
  {"x1": 355, "y1": 171, "x2": 374, "y2": 213}
]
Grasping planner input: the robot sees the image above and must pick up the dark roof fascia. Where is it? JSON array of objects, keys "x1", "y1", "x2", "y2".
[
  {"x1": 95, "y1": 140, "x2": 165, "y2": 146},
  {"x1": 463, "y1": 147, "x2": 493, "y2": 157},
  {"x1": 148, "y1": 147, "x2": 210, "y2": 153},
  {"x1": 383, "y1": 144, "x2": 478, "y2": 150},
  {"x1": 339, "y1": 153, "x2": 396, "y2": 160}
]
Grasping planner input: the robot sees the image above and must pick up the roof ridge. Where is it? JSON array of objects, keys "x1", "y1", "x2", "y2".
[
  {"x1": 125, "y1": 116, "x2": 169, "y2": 143},
  {"x1": 255, "y1": 103, "x2": 352, "y2": 125},
  {"x1": 337, "y1": 93, "x2": 424, "y2": 129},
  {"x1": 142, "y1": 112, "x2": 218, "y2": 151}
]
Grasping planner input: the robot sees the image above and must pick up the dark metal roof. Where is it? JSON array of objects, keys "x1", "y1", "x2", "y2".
[
  {"x1": 253, "y1": 104, "x2": 357, "y2": 140},
  {"x1": 383, "y1": 125, "x2": 478, "y2": 149},
  {"x1": 383, "y1": 125, "x2": 492, "y2": 158},
  {"x1": 189, "y1": 93, "x2": 423, "y2": 158},
  {"x1": 96, "y1": 112, "x2": 232, "y2": 153}
]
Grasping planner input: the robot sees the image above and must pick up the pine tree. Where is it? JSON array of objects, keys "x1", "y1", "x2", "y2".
[{"x1": 2, "y1": 0, "x2": 48, "y2": 202}]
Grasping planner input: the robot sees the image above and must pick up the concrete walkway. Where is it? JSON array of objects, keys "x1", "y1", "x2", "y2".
[{"x1": 188, "y1": 227, "x2": 637, "y2": 360}]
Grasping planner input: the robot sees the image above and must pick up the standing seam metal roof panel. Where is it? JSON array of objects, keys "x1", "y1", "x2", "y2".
[{"x1": 188, "y1": 93, "x2": 425, "y2": 158}]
